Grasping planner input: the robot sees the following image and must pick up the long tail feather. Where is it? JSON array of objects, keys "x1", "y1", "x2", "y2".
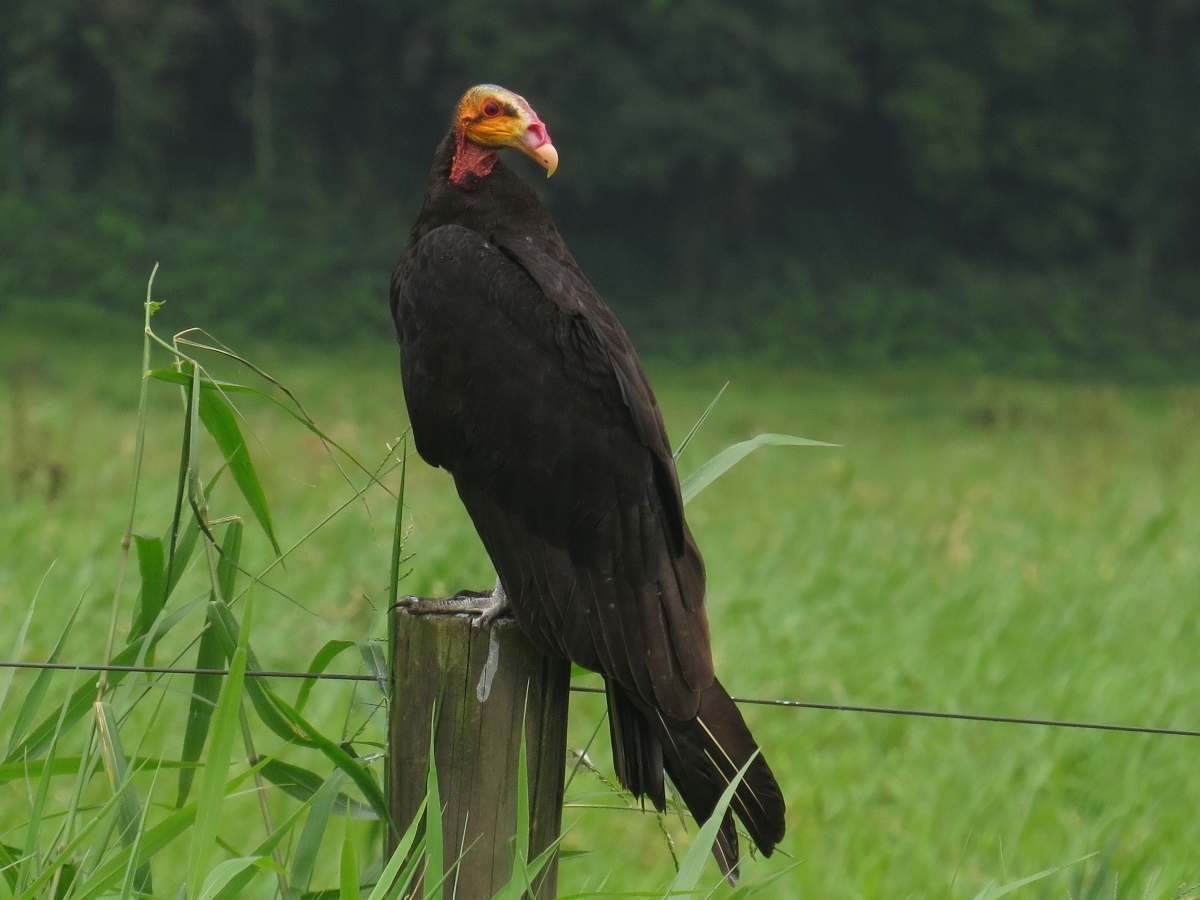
[{"x1": 608, "y1": 679, "x2": 786, "y2": 883}]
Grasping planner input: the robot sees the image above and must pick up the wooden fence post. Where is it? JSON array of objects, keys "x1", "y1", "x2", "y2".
[{"x1": 388, "y1": 605, "x2": 571, "y2": 898}]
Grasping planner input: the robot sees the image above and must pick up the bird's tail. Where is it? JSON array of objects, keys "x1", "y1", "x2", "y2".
[{"x1": 606, "y1": 679, "x2": 786, "y2": 883}]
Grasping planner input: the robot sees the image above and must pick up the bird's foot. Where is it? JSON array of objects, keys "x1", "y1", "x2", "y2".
[{"x1": 394, "y1": 579, "x2": 511, "y2": 628}]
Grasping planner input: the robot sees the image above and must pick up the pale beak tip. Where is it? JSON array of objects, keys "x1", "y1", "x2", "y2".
[{"x1": 537, "y1": 144, "x2": 559, "y2": 178}]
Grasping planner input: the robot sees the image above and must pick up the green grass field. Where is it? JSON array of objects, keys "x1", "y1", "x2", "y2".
[{"x1": 1, "y1": 320, "x2": 1198, "y2": 898}]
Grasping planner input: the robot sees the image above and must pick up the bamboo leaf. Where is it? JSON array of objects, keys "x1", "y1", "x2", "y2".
[
  {"x1": 187, "y1": 362, "x2": 204, "y2": 513},
  {"x1": 206, "y1": 600, "x2": 301, "y2": 741},
  {"x1": 356, "y1": 641, "x2": 388, "y2": 699},
  {"x1": 296, "y1": 640, "x2": 355, "y2": 714},
  {"x1": 259, "y1": 759, "x2": 377, "y2": 819},
  {"x1": 177, "y1": 520, "x2": 244, "y2": 808},
  {"x1": 206, "y1": 601, "x2": 392, "y2": 824},
  {"x1": 195, "y1": 858, "x2": 264, "y2": 900},
  {"x1": 0, "y1": 755, "x2": 191, "y2": 786},
  {"x1": 130, "y1": 534, "x2": 167, "y2": 650},
  {"x1": 198, "y1": 385, "x2": 280, "y2": 555},
  {"x1": 176, "y1": 605, "x2": 228, "y2": 808},
  {"x1": 286, "y1": 771, "x2": 349, "y2": 900},
  {"x1": 165, "y1": 510, "x2": 203, "y2": 597},
  {"x1": 215, "y1": 520, "x2": 243, "y2": 601},
  {"x1": 680, "y1": 433, "x2": 838, "y2": 506},
  {"x1": 187, "y1": 596, "x2": 251, "y2": 900},
  {"x1": 149, "y1": 368, "x2": 391, "y2": 494},
  {"x1": 95, "y1": 700, "x2": 153, "y2": 895}
]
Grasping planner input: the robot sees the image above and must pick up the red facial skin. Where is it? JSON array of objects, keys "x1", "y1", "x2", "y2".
[{"x1": 448, "y1": 86, "x2": 555, "y2": 185}]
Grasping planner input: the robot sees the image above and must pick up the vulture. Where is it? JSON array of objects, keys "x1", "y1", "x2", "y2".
[{"x1": 390, "y1": 84, "x2": 786, "y2": 881}]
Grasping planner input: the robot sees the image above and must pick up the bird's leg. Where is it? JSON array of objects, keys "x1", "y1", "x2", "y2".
[{"x1": 394, "y1": 577, "x2": 511, "y2": 628}]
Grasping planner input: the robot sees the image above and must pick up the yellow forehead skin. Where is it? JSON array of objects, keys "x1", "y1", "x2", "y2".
[{"x1": 456, "y1": 85, "x2": 535, "y2": 148}]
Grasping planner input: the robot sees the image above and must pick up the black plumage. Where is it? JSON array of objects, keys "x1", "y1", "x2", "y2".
[{"x1": 390, "y1": 86, "x2": 785, "y2": 881}]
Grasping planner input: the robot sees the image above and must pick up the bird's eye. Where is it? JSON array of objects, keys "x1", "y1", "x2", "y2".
[{"x1": 482, "y1": 100, "x2": 503, "y2": 117}]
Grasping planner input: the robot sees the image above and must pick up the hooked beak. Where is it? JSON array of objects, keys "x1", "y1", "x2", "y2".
[{"x1": 514, "y1": 120, "x2": 558, "y2": 178}]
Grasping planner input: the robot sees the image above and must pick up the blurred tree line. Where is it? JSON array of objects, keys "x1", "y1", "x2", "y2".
[{"x1": 1, "y1": 0, "x2": 1198, "y2": 368}]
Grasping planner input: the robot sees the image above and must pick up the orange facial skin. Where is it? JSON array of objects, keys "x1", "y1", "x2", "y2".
[{"x1": 450, "y1": 84, "x2": 558, "y2": 184}]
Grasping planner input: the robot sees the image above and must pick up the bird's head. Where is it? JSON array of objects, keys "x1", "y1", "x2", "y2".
[{"x1": 449, "y1": 84, "x2": 558, "y2": 184}]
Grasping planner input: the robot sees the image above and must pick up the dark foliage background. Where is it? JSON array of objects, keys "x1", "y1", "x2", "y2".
[{"x1": 2, "y1": 0, "x2": 1198, "y2": 370}]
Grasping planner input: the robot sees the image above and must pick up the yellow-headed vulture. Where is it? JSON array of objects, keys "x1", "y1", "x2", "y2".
[{"x1": 390, "y1": 84, "x2": 785, "y2": 881}]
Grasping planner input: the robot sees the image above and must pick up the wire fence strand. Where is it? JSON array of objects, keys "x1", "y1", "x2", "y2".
[{"x1": 2, "y1": 658, "x2": 1197, "y2": 739}]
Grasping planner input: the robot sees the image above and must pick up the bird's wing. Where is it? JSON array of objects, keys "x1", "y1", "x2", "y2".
[{"x1": 392, "y1": 224, "x2": 713, "y2": 718}]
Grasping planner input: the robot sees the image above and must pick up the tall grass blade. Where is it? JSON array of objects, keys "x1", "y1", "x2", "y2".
[
  {"x1": 493, "y1": 721, "x2": 562, "y2": 900},
  {"x1": 0, "y1": 841, "x2": 23, "y2": 893},
  {"x1": 6, "y1": 598, "x2": 81, "y2": 757},
  {"x1": 118, "y1": 763, "x2": 162, "y2": 900},
  {"x1": 970, "y1": 854, "x2": 1095, "y2": 900},
  {"x1": 680, "y1": 433, "x2": 837, "y2": 506},
  {"x1": 95, "y1": 700, "x2": 153, "y2": 894},
  {"x1": 5, "y1": 597, "x2": 203, "y2": 764},
  {"x1": 286, "y1": 770, "x2": 349, "y2": 900},
  {"x1": 197, "y1": 386, "x2": 281, "y2": 556},
  {"x1": 187, "y1": 596, "x2": 251, "y2": 900},
  {"x1": 423, "y1": 724, "x2": 444, "y2": 900},
  {"x1": 98, "y1": 267, "x2": 159, "y2": 695},
  {"x1": 340, "y1": 821, "x2": 361, "y2": 900},
  {"x1": 673, "y1": 382, "x2": 730, "y2": 462},
  {"x1": 18, "y1": 691, "x2": 73, "y2": 895},
  {"x1": 207, "y1": 792, "x2": 313, "y2": 900},
  {"x1": 70, "y1": 758, "x2": 274, "y2": 900},
  {"x1": 0, "y1": 566, "x2": 47, "y2": 720},
  {"x1": 365, "y1": 798, "x2": 426, "y2": 900},
  {"x1": 667, "y1": 754, "x2": 759, "y2": 895},
  {"x1": 723, "y1": 863, "x2": 803, "y2": 898},
  {"x1": 386, "y1": 440, "x2": 407, "y2": 614},
  {"x1": 14, "y1": 754, "x2": 141, "y2": 900}
]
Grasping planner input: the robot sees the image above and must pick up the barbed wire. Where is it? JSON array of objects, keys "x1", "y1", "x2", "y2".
[
  {"x1": 2, "y1": 658, "x2": 1196, "y2": 739},
  {"x1": 566, "y1": 685, "x2": 1200, "y2": 737}
]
